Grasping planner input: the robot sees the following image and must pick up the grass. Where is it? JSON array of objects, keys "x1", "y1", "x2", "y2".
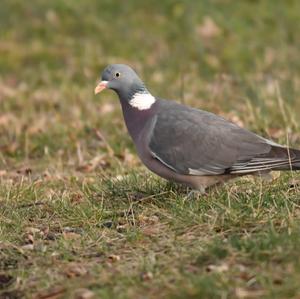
[{"x1": 1, "y1": 1, "x2": 300, "y2": 298}]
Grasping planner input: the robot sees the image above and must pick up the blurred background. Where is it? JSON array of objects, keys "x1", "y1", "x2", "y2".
[{"x1": 1, "y1": 0, "x2": 300, "y2": 173}]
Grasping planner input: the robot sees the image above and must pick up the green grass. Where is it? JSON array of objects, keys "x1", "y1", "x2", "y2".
[{"x1": 1, "y1": 1, "x2": 300, "y2": 298}]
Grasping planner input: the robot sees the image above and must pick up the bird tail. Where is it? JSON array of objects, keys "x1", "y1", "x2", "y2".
[
  {"x1": 271, "y1": 146, "x2": 300, "y2": 171},
  {"x1": 230, "y1": 145, "x2": 300, "y2": 174}
]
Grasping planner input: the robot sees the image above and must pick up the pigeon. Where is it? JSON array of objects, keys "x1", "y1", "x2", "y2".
[{"x1": 95, "y1": 64, "x2": 300, "y2": 192}]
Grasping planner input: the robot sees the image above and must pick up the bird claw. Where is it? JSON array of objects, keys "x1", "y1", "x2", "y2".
[{"x1": 184, "y1": 188, "x2": 207, "y2": 201}]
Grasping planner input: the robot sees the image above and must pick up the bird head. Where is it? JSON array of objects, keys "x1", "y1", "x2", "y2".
[
  {"x1": 95, "y1": 64, "x2": 146, "y2": 99},
  {"x1": 95, "y1": 64, "x2": 156, "y2": 110}
]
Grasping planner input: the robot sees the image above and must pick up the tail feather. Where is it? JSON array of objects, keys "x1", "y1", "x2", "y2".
[
  {"x1": 271, "y1": 147, "x2": 300, "y2": 171},
  {"x1": 230, "y1": 146, "x2": 300, "y2": 174}
]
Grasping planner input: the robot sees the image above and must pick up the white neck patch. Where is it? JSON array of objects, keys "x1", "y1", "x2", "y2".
[{"x1": 129, "y1": 92, "x2": 156, "y2": 110}]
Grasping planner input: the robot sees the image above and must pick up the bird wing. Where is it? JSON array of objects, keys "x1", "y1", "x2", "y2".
[{"x1": 148, "y1": 100, "x2": 295, "y2": 175}]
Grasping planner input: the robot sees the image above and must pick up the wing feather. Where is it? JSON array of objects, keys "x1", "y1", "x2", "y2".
[{"x1": 149, "y1": 100, "x2": 295, "y2": 175}]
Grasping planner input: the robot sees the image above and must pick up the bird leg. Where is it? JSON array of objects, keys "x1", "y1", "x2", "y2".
[
  {"x1": 255, "y1": 170, "x2": 274, "y2": 182},
  {"x1": 184, "y1": 186, "x2": 208, "y2": 201}
]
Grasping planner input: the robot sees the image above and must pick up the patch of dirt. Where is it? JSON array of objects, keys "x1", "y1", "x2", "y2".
[
  {"x1": 0, "y1": 290, "x2": 23, "y2": 299},
  {"x1": 0, "y1": 274, "x2": 15, "y2": 290}
]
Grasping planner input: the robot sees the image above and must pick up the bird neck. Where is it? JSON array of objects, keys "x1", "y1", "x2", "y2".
[{"x1": 119, "y1": 97, "x2": 157, "y2": 140}]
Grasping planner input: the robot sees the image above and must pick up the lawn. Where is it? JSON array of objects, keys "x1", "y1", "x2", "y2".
[{"x1": 1, "y1": 1, "x2": 300, "y2": 298}]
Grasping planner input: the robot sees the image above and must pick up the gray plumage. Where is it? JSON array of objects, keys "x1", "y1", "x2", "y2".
[
  {"x1": 95, "y1": 64, "x2": 300, "y2": 191},
  {"x1": 149, "y1": 100, "x2": 300, "y2": 175}
]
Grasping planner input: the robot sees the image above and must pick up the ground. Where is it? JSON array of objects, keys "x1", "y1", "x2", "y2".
[{"x1": 1, "y1": 1, "x2": 300, "y2": 298}]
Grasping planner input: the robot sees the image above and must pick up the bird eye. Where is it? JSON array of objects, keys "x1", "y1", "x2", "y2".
[{"x1": 115, "y1": 72, "x2": 121, "y2": 78}]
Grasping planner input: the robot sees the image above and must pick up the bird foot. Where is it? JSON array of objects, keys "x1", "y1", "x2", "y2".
[
  {"x1": 184, "y1": 188, "x2": 207, "y2": 201},
  {"x1": 257, "y1": 171, "x2": 274, "y2": 182}
]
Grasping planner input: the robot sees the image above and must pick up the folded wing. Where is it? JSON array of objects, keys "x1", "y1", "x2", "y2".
[{"x1": 149, "y1": 100, "x2": 300, "y2": 175}]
